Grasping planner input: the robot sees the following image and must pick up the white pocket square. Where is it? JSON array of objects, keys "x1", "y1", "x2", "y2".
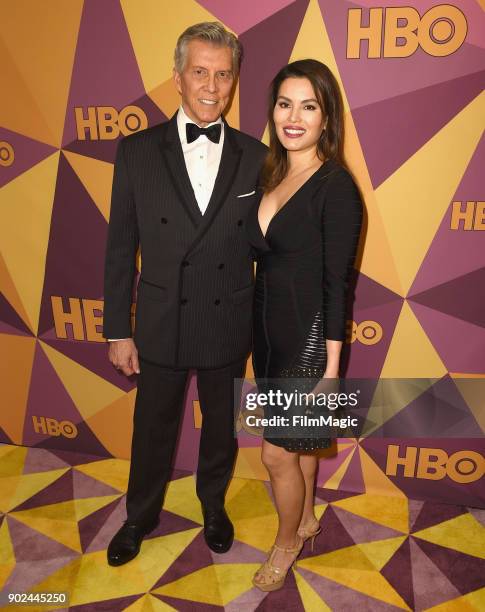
[{"x1": 237, "y1": 190, "x2": 256, "y2": 198}]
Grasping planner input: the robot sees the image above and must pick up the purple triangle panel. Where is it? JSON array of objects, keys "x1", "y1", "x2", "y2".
[
  {"x1": 412, "y1": 536, "x2": 485, "y2": 594},
  {"x1": 151, "y1": 509, "x2": 201, "y2": 539},
  {"x1": 0, "y1": 127, "x2": 57, "y2": 188},
  {"x1": 315, "y1": 444, "x2": 355, "y2": 488},
  {"x1": 409, "y1": 537, "x2": 462, "y2": 609},
  {"x1": 411, "y1": 134, "x2": 485, "y2": 295},
  {"x1": 0, "y1": 291, "x2": 32, "y2": 335},
  {"x1": 153, "y1": 595, "x2": 223, "y2": 612},
  {"x1": 315, "y1": 485, "x2": 362, "y2": 503},
  {"x1": 37, "y1": 153, "x2": 110, "y2": 336},
  {"x1": 196, "y1": 0, "x2": 297, "y2": 34},
  {"x1": 153, "y1": 531, "x2": 214, "y2": 589},
  {"x1": 69, "y1": 595, "x2": 141, "y2": 612},
  {"x1": 412, "y1": 500, "x2": 468, "y2": 533},
  {"x1": 409, "y1": 301, "x2": 485, "y2": 374},
  {"x1": 239, "y1": 0, "x2": 310, "y2": 139},
  {"x1": 63, "y1": 93, "x2": 168, "y2": 163},
  {"x1": 6, "y1": 516, "x2": 79, "y2": 563},
  {"x1": 72, "y1": 468, "x2": 121, "y2": 499},
  {"x1": 254, "y1": 568, "x2": 304, "y2": 610},
  {"x1": 224, "y1": 587, "x2": 267, "y2": 612},
  {"x1": 23, "y1": 447, "x2": 70, "y2": 474},
  {"x1": 62, "y1": 0, "x2": 146, "y2": 147},
  {"x1": 0, "y1": 429, "x2": 13, "y2": 444},
  {"x1": 79, "y1": 496, "x2": 123, "y2": 553},
  {"x1": 299, "y1": 505, "x2": 356, "y2": 560},
  {"x1": 345, "y1": 273, "x2": 403, "y2": 377},
  {"x1": 210, "y1": 539, "x2": 267, "y2": 565},
  {"x1": 380, "y1": 538, "x2": 414, "y2": 610},
  {"x1": 38, "y1": 336, "x2": 137, "y2": 393},
  {"x1": 346, "y1": 300, "x2": 404, "y2": 378},
  {"x1": 45, "y1": 447, "x2": 111, "y2": 466},
  {"x1": 318, "y1": 0, "x2": 485, "y2": 109},
  {"x1": 361, "y1": 437, "x2": 485, "y2": 508},
  {"x1": 408, "y1": 499, "x2": 424, "y2": 531},
  {"x1": 337, "y1": 445, "x2": 366, "y2": 494},
  {"x1": 24, "y1": 343, "x2": 110, "y2": 457},
  {"x1": 370, "y1": 375, "x2": 483, "y2": 439},
  {"x1": 410, "y1": 267, "x2": 485, "y2": 328},
  {"x1": 3, "y1": 556, "x2": 78, "y2": 598},
  {"x1": 352, "y1": 70, "x2": 485, "y2": 188},
  {"x1": 12, "y1": 469, "x2": 74, "y2": 512},
  {"x1": 333, "y1": 504, "x2": 405, "y2": 543},
  {"x1": 354, "y1": 272, "x2": 402, "y2": 311},
  {"x1": 170, "y1": 467, "x2": 195, "y2": 481}
]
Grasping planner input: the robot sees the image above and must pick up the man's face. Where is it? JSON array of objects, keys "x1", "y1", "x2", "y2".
[{"x1": 173, "y1": 39, "x2": 235, "y2": 127}]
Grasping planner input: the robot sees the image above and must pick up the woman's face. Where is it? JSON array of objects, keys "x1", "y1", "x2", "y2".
[{"x1": 273, "y1": 77, "x2": 327, "y2": 154}]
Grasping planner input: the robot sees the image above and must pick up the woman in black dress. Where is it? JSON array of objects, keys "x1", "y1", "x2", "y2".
[{"x1": 246, "y1": 60, "x2": 363, "y2": 591}]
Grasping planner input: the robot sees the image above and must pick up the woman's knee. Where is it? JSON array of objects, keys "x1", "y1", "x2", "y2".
[{"x1": 261, "y1": 441, "x2": 295, "y2": 473}]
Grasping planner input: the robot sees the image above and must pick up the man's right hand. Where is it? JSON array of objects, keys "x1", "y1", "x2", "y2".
[{"x1": 108, "y1": 338, "x2": 140, "y2": 376}]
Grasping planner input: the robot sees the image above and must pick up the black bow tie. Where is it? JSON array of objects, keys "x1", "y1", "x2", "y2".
[{"x1": 186, "y1": 122, "x2": 222, "y2": 144}]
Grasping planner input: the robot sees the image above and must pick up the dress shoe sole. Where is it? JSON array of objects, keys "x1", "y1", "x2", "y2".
[
  {"x1": 204, "y1": 533, "x2": 234, "y2": 554},
  {"x1": 107, "y1": 519, "x2": 159, "y2": 567}
]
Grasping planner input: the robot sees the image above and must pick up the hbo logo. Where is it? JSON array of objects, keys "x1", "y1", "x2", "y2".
[
  {"x1": 347, "y1": 5, "x2": 467, "y2": 58},
  {"x1": 32, "y1": 416, "x2": 78, "y2": 438},
  {"x1": 75, "y1": 105, "x2": 148, "y2": 140}
]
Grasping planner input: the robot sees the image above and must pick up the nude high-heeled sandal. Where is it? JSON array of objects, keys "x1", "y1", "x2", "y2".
[
  {"x1": 297, "y1": 519, "x2": 322, "y2": 551},
  {"x1": 252, "y1": 536, "x2": 303, "y2": 592}
]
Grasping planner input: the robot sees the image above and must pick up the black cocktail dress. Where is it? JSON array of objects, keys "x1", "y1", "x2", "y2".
[{"x1": 246, "y1": 159, "x2": 363, "y2": 451}]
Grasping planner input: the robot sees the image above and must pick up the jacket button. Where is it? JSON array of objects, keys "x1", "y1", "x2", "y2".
[
  {"x1": 181, "y1": 298, "x2": 188, "y2": 305},
  {"x1": 217, "y1": 263, "x2": 224, "y2": 270},
  {"x1": 182, "y1": 260, "x2": 190, "y2": 267},
  {"x1": 214, "y1": 299, "x2": 221, "y2": 305},
  {"x1": 237, "y1": 219, "x2": 243, "y2": 226},
  {"x1": 161, "y1": 217, "x2": 168, "y2": 224}
]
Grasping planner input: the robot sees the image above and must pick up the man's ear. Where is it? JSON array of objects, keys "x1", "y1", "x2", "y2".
[{"x1": 173, "y1": 68, "x2": 182, "y2": 94}]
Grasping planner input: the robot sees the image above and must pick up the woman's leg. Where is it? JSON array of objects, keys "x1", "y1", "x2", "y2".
[
  {"x1": 298, "y1": 453, "x2": 319, "y2": 529},
  {"x1": 254, "y1": 439, "x2": 305, "y2": 580}
]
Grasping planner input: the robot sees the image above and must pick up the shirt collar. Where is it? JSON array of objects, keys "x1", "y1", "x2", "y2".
[{"x1": 177, "y1": 104, "x2": 224, "y2": 145}]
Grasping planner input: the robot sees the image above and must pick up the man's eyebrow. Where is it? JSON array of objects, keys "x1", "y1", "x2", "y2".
[
  {"x1": 192, "y1": 65, "x2": 233, "y2": 72},
  {"x1": 277, "y1": 95, "x2": 319, "y2": 104}
]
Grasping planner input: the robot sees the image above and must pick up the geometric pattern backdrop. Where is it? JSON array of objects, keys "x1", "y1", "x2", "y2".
[
  {"x1": 1, "y1": 1, "x2": 484, "y2": 506},
  {"x1": 1, "y1": 444, "x2": 485, "y2": 610}
]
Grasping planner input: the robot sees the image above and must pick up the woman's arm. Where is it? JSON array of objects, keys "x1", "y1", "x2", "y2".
[{"x1": 321, "y1": 168, "x2": 363, "y2": 375}]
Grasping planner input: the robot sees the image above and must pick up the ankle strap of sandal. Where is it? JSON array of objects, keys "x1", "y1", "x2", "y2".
[{"x1": 272, "y1": 537, "x2": 302, "y2": 554}]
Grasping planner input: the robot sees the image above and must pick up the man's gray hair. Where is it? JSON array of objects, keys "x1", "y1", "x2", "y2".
[{"x1": 174, "y1": 22, "x2": 242, "y2": 75}]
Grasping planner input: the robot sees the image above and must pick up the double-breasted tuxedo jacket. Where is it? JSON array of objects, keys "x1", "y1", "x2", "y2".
[{"x1": 103, "y1": 111, "x2": 268, "y2": 369}]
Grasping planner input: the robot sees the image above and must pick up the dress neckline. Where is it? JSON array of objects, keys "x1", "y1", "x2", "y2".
[{"x1": 258, "y1": 160, "x2": 329, "y2": 240}]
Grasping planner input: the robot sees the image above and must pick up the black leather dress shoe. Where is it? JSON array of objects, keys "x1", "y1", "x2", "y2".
[
  {"x1": 202, "y1": 506, "x2": 234, "y2": 554},
  {"x1": 107, "y1": 517, "x2": 159, "y2": 566}
]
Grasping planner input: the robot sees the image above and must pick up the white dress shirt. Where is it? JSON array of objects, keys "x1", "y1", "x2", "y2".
[
  {"x1": 177, "y1": 103, "x2": 224, "y2": 215},
  {"x1": 108, "y1": 105, "x2": 224, "y2": 342}
]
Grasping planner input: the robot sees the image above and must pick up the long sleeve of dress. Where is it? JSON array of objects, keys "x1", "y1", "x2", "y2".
[
  {"x1": 102, "y1": 139, "x2": 140, "y2": 339},
  {"x1": 321, "y1": 168, "x2": 363, "y2": 341}
]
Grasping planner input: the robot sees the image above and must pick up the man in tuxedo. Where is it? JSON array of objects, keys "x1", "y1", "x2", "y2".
[{"x1": 103, "y1": 22, "x2": 267, "y2": 566}]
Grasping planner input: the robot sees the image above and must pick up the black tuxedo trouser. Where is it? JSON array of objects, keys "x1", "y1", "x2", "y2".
[{"x1": 125, "y1": 356, "x2": 246, "y2": 525}]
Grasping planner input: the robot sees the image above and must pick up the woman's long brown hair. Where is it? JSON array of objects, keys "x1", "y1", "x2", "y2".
[{"x1": 260, "y1": 59, "x2": 345, "y2": 193}]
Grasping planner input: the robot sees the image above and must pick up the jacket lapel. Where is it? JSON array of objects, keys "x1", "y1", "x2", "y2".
[
  {"x1": 186, "y1": 117, "x2": 242, "y2": 255},
  {"x1": 158, "y1": 111, "x2": 202, "y2": 228}
]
